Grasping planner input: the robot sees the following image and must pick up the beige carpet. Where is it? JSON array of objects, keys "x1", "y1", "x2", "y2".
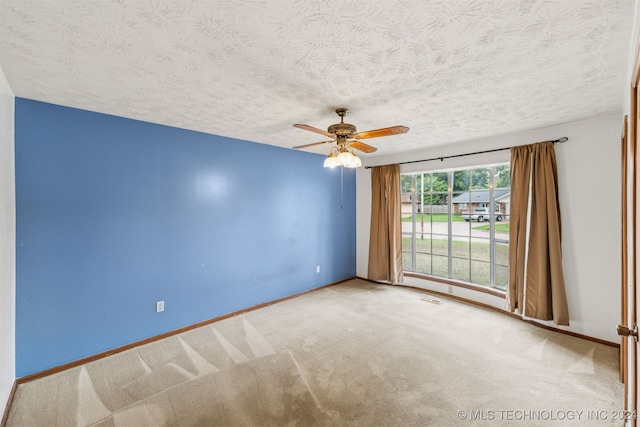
[{"x1": 6, "y1": 279, "x2": 623, "y2": 426}]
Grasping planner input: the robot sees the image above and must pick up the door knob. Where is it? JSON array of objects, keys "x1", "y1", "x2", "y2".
[{"x1": 617, "y1": 324, "x2": 638, "y2": 340}]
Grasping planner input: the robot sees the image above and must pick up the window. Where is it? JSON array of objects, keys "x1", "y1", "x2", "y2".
[{"x1": 401, "y1": 164, "x2": 510, "y2": 290}]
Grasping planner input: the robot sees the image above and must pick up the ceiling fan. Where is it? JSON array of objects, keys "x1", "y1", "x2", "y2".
[{"x1": 292, "y1": 108, "x2": 409, "y2": 168}]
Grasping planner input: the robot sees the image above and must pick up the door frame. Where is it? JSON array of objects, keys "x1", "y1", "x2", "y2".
[{"x1": 623, "y1": 42, "x2": 640, "y2": 425}]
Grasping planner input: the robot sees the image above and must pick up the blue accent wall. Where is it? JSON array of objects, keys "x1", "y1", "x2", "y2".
[{"x1": 14, "y1": 98, "x2": 356, "y2": 377}]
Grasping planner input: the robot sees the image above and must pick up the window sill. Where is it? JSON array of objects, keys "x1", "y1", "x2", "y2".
[{"x1": 403, "y1": 272, "x2": 507, "y2": 299}]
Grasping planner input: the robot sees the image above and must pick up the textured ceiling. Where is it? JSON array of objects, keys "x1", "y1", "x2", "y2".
[{"x1": 0, "y1": 0, "x2": 635, "y2": 157}]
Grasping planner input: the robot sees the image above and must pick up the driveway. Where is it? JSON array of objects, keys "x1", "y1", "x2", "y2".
[{"x1": 402, "y1": 220, "x2": 509, "y2": 241}]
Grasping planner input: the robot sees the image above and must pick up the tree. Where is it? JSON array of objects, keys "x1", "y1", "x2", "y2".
[
  {"x1": 452, "y1": 168, "x2": 490, "y2": 191},
  {"x1": 495, "y1": 165, "x2": 510, "y2": 188},
  {"x1": 420, "y1": 173, "x2": 448, "y2": 205},
  {"x1": 401, "y1": 175, "x2": 413, "y2": 193}
]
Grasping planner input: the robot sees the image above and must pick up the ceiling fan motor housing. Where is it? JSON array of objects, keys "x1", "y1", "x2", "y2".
[
  {"x1": 328, "y1": 107, "x2": 356, "y2": 136},
  {"x1": 292, "y1": 106, "x2": 408, "y2": 153},
  {"x1": 328, "y1": 122, "x2": 357, "y2": 136}
]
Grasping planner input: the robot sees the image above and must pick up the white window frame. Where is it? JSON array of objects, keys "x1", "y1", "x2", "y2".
[{"x1": 401, "y1": 164, "x2": 509, "y2": 291}]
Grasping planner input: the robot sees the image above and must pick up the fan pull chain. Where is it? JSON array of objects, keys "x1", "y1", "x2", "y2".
[{"x1": 341, "y1": 166, "x2": 344, "y2": 209}]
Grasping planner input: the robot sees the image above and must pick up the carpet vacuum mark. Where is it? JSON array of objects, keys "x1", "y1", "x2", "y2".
[{"x1": 6, "y1": 279, "x2": 623, "y2": 426}]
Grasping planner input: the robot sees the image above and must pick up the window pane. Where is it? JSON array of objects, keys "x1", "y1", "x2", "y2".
[
  {"x1": 431, "y1": 235, "x2": 448, "y2": 256},
  {"x1": 453, "y1": 214, "x2": 471, "y2": 238},
  {"x1": 495, "y1": 241, "x2": 509, "y2": 267},
  {"x1": 495, "y1": 241, "x2": 509, "y2": 290},
  {"x1": 471, "y1": 238, "x2": 490, "y2": 262},
  {"x1": 452, "y1": 257, "x2": 470, "y2": 282},
  {"x1": 495, "y1": 265, "x2": 509, "y2": 289},
  {"x1": 452, "y1": 169, "x2": 470, "y2": 195},
  {"x1": 495, "y1": 165, "x2": 511, "y2": 224},
  {"x1": 402, "y1": 234, "x2": 412, "y2": 250},
  {"x1": 424, "y1": 172, "x2": 448, "y2": 206},
  {"x1": 413, "y1": 216, "x2": 431, "y2": 237},
  {"x1": 401, "y1": 164, "x2": 509, "y2": 291},
  {"x1": 432, "y1": 255, "x2": 448, "y2": 278},
  {"x1": 470, "y1": 260, "x2": 490, "y2": 285},
  {"x1": 415, "y1": 236, "x2": 432, "y2": 254},
  {"x1": 452, "y1": 239, "x2": 469, "y2": 259},
  {"x1": 470, "y1": 168, "x2": 490, "y2": 190},
  {"x1": 416, "y1": 252, "x2": 432, "y2": 275},
  {"x1": 400, "y1": 175, "x2": 413, "y2": 193},
  {"x1": 402, "y1": 251, "x2": 412, "y2": 271}
]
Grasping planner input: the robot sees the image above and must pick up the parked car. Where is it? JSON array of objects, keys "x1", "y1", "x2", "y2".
[{"x1": 461, "y1": 207, "x2": 504, "y2": 222}]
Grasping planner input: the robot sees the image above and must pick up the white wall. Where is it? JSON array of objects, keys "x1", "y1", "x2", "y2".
[
  {"x1": 357, "y1": 115, "x2": 622, "y2": 343},
  {"x1": 0, "y1": 66, "x2": 15, "y2": 414},
  {"x1": 623, "y1": 1, "x2": 640, "y2": 112}
]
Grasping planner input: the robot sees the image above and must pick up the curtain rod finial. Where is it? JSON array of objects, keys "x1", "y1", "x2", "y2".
[{"x1": 553, "y1": 137, "x2": 568, "y2": 143}]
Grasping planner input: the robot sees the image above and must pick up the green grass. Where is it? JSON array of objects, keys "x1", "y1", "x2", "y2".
[
  {"x1": 402, "y1": 213, "x2": 465, "y2": 222},
  {"x1": 402, "y1": 237, "x2": 509, "y2": 288},
  {"x1": 472, "y1": 223, "x2": 510, "y2": 233}
]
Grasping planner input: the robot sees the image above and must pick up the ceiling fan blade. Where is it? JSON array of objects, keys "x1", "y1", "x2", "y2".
[
  {"x1": 293, "y1": 140, "x2": 334, "y2": 150},
  {"x1": 349, "y1": 140, "x2": 377, "y2": 153},
  {"x1": 352, "y1": 125, "x2": 409, "y2": 139},
  {"x1": 293, "y1": 124, "x2": 335, "y2": 138}
]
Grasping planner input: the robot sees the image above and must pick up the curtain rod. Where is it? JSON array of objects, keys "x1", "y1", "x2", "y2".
[{"x1": 363, "y1": 137, "x2": 569, "y2": 169}]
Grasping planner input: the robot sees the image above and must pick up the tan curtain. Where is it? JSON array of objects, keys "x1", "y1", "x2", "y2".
[
  {"x1": 368, "y1": 164, "x2": 403, "y2": 284},
  {"x1": 507, "y1": 142, "x2": 569, "y2": 326},
  {"x1": 508, "y1": 145, "x2": 531, "y2": 315}
]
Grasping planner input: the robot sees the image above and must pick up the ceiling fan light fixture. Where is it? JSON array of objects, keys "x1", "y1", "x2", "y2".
[
  {"x1": 336, "y1": 148, "x2": 361, "y2": 168},
  {"x1": 323, "y1": 150, "x2": 340, "y2": 168},
  {"x1": 336, "y1": 150, "x2": 351, "y2": 163},
  {"x1": 351, "y1": 153, "x2": 362, "y2": 168}
]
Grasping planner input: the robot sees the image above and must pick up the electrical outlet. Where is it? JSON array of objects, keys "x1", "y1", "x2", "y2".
[
  {"x1": 156, "y1": 300, "x2": 164, "y2": 313},
  {"x1": 448, "y1": 285, "x2": 453, "y2": 294},
  {"x1": 316, "y1": 265, "x2": 320, "y2": 273}
]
